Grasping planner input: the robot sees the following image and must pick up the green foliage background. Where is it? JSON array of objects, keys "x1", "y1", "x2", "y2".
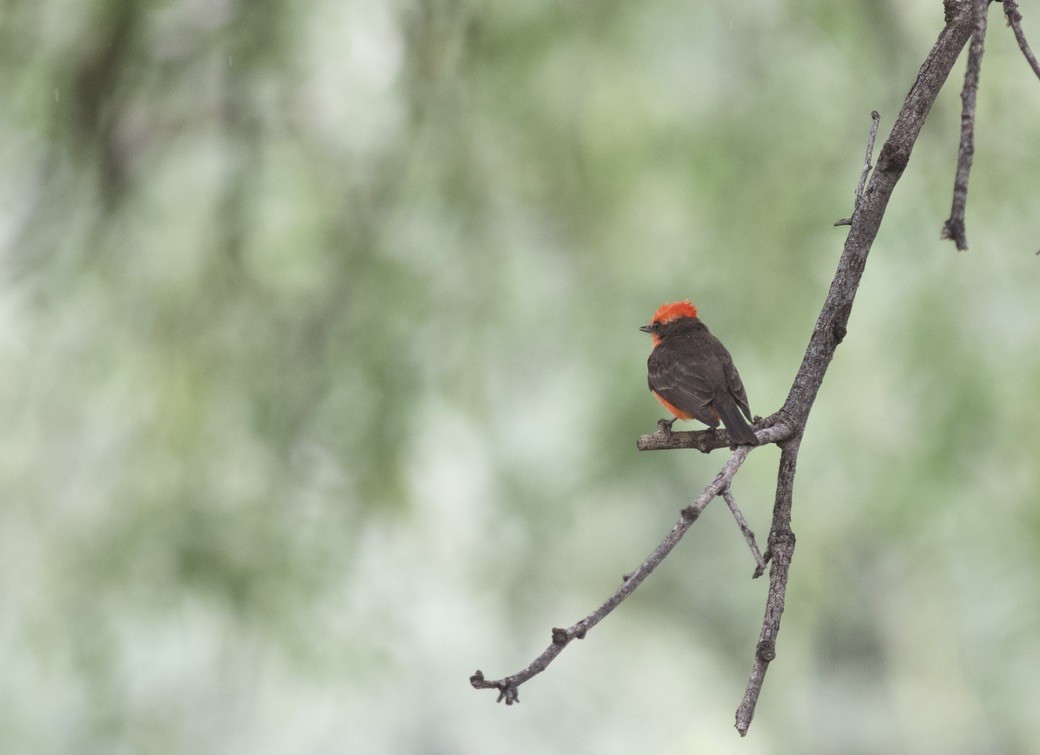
[{"x1": 2, "y1": 1, "x2": 1039, "y2": 752}]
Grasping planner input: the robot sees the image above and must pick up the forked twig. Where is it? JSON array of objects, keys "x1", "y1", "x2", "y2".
[{"x1": 470, "y1": 424, "x2": 790, "y2": 705}]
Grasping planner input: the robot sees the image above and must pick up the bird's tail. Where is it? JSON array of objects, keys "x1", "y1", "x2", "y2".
[{"x1": 714, "y1": 397, "x2": 758, "y2": 446}]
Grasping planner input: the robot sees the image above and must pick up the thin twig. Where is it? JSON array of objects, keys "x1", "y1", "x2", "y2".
[
  {"x1": 721, "y1": 485, "x2": 767, "y2": 576},
  {"x1": 1002, "y1": 0, "x2": 1040, "y2": 81},
  {"x1": 470, "y1": 422, "x2": 791, "y2": 704},
  {"x1": 834, "y1": 110, "x2": 881, "y2": 226},
  {"x1": 941, "y1": 0, "x2": 989, "y2": 251}
]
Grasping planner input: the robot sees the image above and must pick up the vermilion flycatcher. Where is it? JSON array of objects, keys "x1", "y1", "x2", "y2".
[{"x1": 641, "y1": 299, "x2": 758, "y2": 445}]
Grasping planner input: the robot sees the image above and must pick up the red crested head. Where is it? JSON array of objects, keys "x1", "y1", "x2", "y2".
[
  {"x1": 650, "y1": 299, "x2": 698, "y2": 325},
  {"x1": 640, "y1": 300, "x2": 699, "y2": 345}
]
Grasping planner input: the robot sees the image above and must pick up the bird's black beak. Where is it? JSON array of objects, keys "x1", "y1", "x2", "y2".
[{"x1": 639, "y1": 325, "x2": 652, "y2": 333}]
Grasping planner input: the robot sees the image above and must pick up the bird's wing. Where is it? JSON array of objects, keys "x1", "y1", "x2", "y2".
[
  {"x1": 647, "y1": 339, "x2": 719, "y2": 425},
  {"x1": 719, "y1": 348, "x2": 753, "y2": 420}
]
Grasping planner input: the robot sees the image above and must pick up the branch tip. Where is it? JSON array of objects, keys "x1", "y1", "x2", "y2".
[
  {"x1": 470, "y1": 670, "x2": 521, "y2": 705},
  {"x1": 1002, "y1": 0, "x2": 1040, "y2": 82}
]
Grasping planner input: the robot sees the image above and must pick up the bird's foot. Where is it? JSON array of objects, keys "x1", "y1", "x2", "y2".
[{"x1": 657, "y1": 418, "x2": 677, "y2": 435}]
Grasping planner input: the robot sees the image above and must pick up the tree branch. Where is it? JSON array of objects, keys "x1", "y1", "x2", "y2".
[
  {"x1": 783, "y1": 2, "x2": 974, "y2": 426},
  {"x1": 473, "y1": 0, "x2": 980, "y2": 736},
  {"x1": 942, "y1": 0, "x2": 990, "y2": 251},
  {"x1": 735, "y1": 434, "x2": 800, "y2": 735},
  {"x1": 636, "y1": 414, "x2": 781, "y2": 452},
  {"x1": 469, "y1": 422, "x2": 791, "y2": 705},
  {"x1": 730, "y1": 2, "x2": 976, "y2": 733}
]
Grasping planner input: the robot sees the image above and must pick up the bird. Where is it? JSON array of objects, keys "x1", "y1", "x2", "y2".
[{"x1": 641, "y1": 299, "x2": 758, "y2": 445}]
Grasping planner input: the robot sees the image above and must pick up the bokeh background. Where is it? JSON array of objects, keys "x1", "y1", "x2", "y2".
[{"x1": 3, "y1": 1, "x2": 1039, "y2": 752}]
